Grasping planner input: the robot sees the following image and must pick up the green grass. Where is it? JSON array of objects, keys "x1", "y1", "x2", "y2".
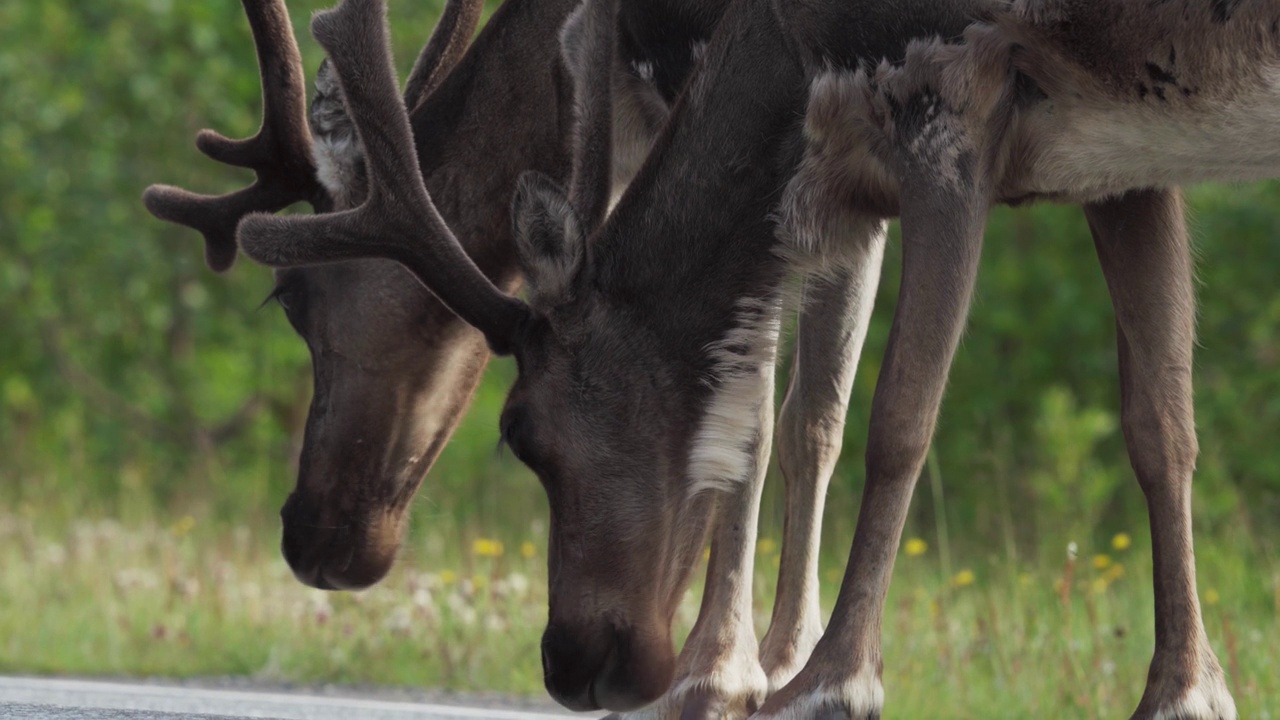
[{"x1": 3, "y1": 509, "x2": 1275, "y2": 719}]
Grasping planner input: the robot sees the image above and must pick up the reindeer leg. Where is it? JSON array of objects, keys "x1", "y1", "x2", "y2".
[
  {"x1": 756, "y1": 174, "x2": 987, "y2": 720},
  {"x1": 670, "y1": 438, "x2": 773, "y2": 720},
  {"x1": 755, "y1": 62, "x2": 995, "y2": 714},
  {"x1": 760, "y1": 231, "x2": 886, "y2": 694},
  {"x1": 605, "y1": 365, "x2": 775, "y2": 720},
  {"x1": 757, "y1": 67, "x2": 893, "y2": 695},
  {"x1": 1084, "y1": 189, "x2": 1237, "y2": 720}
]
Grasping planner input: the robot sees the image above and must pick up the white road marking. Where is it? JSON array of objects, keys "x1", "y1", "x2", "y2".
[{"x1": 0, "y1": 676, "x2": 597, "y2": 720}]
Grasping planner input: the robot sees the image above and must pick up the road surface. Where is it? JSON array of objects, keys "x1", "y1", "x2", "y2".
[{"x1": 0, "y1": 677, "x2": 596, "y2": 720}]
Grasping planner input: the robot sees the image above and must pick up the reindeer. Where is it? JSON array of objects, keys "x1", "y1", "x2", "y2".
[
  {"x1": 144, "y1": 0, "x2": 571, "y2": 590},
  {"x1": 143, "y1": 0, "x2": 864, "y2": 717},
  {"x1": 753, "y1": 2, "x2": 1276, "y2": 717},
  {"x1": 236, "y1": 0, "x2": 1263, "y2": 715}
]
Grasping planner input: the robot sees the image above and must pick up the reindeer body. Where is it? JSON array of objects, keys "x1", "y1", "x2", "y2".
[
  {"x1": 766, "y1": 2, "x2": 1267, "y2": 718},
  {"x1": 813, "y1": 0, "x2": 1280, "y2": 210},
  {"x1": 1005, "y1": 0, "x2": 1280, "y2": 200}
]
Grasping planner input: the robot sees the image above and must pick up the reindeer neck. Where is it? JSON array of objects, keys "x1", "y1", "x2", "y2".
[
  {"x1": 594, "y1": 0, "x2": 809, "y2": 365},
  {"x1": 410, "y1": 0, "x2": 580, "y2": 290}
]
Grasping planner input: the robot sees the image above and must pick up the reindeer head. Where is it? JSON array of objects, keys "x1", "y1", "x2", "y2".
[
  {"x1": 497, "y1": 169, "x2": 730, "y2": 710},
  {"x1": 142, "y1": 0, "x2": 540, "y2": 591},
  {"x1": 231, "y1": 0, "x2": 765, "y2": 709}
]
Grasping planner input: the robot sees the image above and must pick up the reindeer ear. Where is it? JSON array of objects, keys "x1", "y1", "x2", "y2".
[{"x1": 512, "y1": 172, "x2": 588, "y2": 308}]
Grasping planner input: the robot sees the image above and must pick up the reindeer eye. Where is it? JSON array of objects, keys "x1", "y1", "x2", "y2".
[
  {"x1": 261, "y1": 282, "x2": 307, "y2": 335},
  {"x1": 262, "y1": 284, "x2": 292, "y2": 310},
  {"x1": 263, "y1": 283, "x2": 303, "y2": 315}
]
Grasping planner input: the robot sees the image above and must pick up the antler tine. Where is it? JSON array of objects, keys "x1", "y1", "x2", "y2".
[
  {"x1": 238, "y1": 0, "x2": 531, "y2": 355},
  {"x1": 402, "y1": 0, "x2": 485, "y2": 111},
  {"x1": 142, "y1": 0, "x2": 327, "y2": 272},
  {"x1": 564, "y1": 0, "x2": 617, "y2": 231}
]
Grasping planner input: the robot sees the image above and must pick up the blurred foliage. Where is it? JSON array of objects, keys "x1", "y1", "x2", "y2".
[{"x1": 2, "y1": 0, "x2": 1279, "y2": 577}]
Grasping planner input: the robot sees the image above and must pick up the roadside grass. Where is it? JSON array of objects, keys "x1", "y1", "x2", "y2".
[{"x1": 2, "y1": 510, "x2": 1275, "y2": 718}]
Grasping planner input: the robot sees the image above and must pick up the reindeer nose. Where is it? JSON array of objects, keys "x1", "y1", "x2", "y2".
[
  {"x1": 541, "y1": 622, "x2": 606, "y2": 711},
  {"x1": 279, "y1": 492, "x2": 397, "y2": 590},
  {"x1": 541, "y1": 621, "x2": 672, "y2": 713},
  {"x1": 589, "y1": 623, "x2": 674, "y2": 712}
]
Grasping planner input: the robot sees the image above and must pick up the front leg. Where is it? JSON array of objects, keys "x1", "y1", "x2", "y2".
[
  {"x1": 760, "y1": 167, "x2": 989, "y2": 720},
  {"x1": 761, "y1": 236, "x2": 886, "y2": 692},
  {"x1": 759, "y1": 162, "x2": 989, "y2": 720},
  {"x1": 755, "y1": 39, "x2": 1005, "y2": 715}
]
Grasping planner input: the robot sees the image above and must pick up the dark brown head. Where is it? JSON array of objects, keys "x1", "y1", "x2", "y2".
[
  {"x1": 504, "y1": 172, "x2": 743, "y2": 710},
  {"x1": 269, "y1": 260, "x2": 490, "y2": 589}
]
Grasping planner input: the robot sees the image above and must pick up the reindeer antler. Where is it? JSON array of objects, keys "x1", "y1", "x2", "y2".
[
  {"x1": 562, "y1": 0, "x2": 617, "y2": 232},
  {"x1": 403, "y1": 0, "x2": 485, "y2": 111},
  {"x1": 142, "y1": 0, "x2": 327, "y2": 272},
  {"x1": 238, "y1": 0, "x2": 531, "y2": 354}
]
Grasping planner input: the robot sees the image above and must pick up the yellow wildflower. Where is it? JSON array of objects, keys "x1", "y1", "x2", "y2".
[
  {"x1": 520, "y1": 541, "x2": 537, "y2": 559},
  {"x1": 1092, "y1": 554, "x2": 1112, "y2": 570},
  {"x1": 472, "y1": 538, "x2": 504, "y2": 558},
  {"x1": 170, "y1": 515, "x2": 196, "y2": 539},
  {"x1": 1104, "y1": 564, "x2": 1125, "y2": 582},
  {"x1": 904, "y1": 538, "x2": 928, "y2": 557},
  {"x1": 1090, "y1": 577, "x2": 1110, "y2": 595},
  {"x1": 1205, "y1": 589, "x2": 1220, "y2": 606},
  {"x1": 1111, "y1": 533, "x2": 1132, "y2": 551},
  {"x1": 439, "y1": 569, "x2": 457, "y2": 585},
  {"x1": 757, "y1": 538, "x2": 777, "y2": 555},
  {"x1": 952, "y1": 569, "x2": 976, "y2": 588}
]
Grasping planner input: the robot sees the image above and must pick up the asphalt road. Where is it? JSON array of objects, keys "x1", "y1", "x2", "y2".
[{"x1": 0, "y1": 677, "x2": 593, "y2": 720}]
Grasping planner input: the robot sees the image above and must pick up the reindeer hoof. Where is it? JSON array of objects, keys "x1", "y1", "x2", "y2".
[
  {"x1": 812, "y1": 706, "x2": 879, "y2": 720},
  {"x1": 676, "y1": 685, "x2": 760, "y2": 720},
  {"x1": 748, "y1": 701, "x2": 879, "y2": 720},
  {"x1": 749, "y1": 666, "x2": 883, "y2": 720},
  {"x1": 599, "y1": 677, "x2": 765, "y2": 720},
  {"x1": 1130, "y1": 648, "x2": 1237, "y2": 720}
]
